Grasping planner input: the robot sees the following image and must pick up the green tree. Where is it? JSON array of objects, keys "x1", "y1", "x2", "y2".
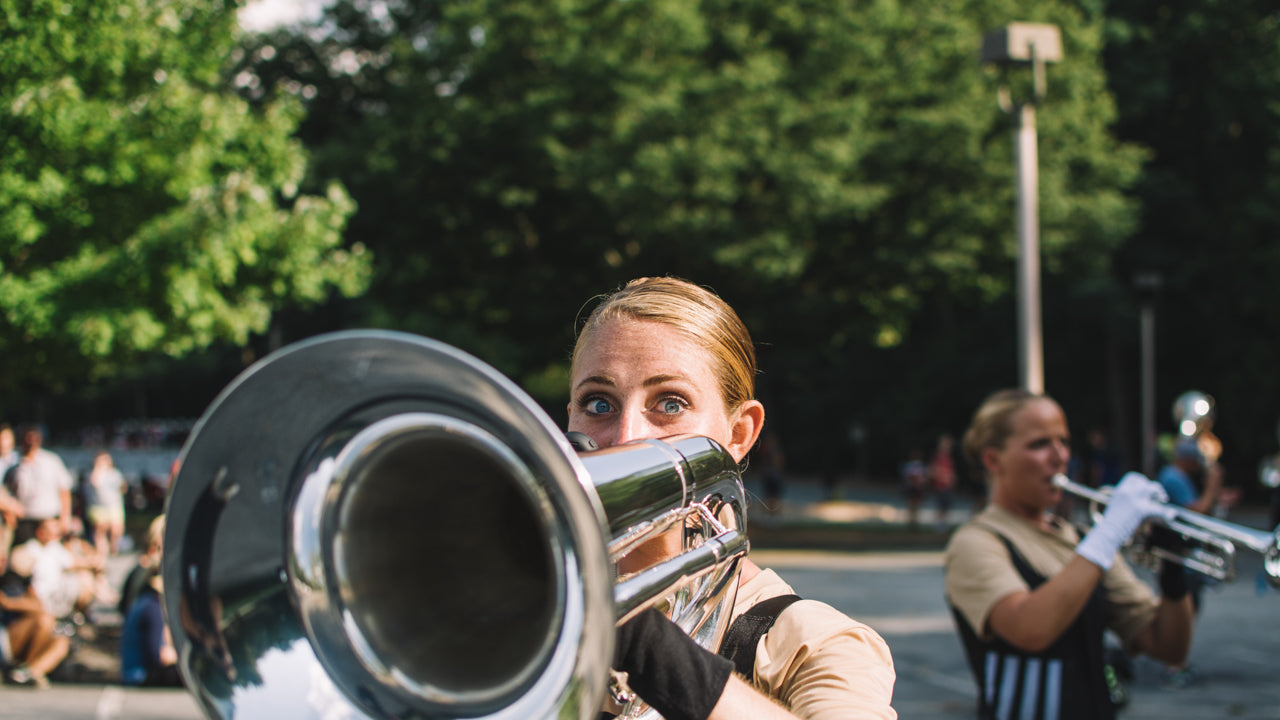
[
  {"x1": 1106, "y1": 0, "x2": 1280, "y2": 478},
  {"x1": 231, "y1": 0, "x2": 1144, "y2": 476},
  {"x1": 244, "y1": 0, "x2": 1138, "y2": 362},
  {"x1": 0, "y1": 0, "x2": 369, "y2": 397}
]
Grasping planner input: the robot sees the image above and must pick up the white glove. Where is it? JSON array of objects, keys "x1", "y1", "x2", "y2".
[{"x1": 1076, "y1": 472, "x2": 1175, "y2": 571}]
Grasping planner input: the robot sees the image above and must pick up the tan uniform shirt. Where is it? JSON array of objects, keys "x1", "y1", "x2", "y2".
[
  {"x1": 734, "y1": 568, "x2": 898, "y2": 719},
  {"x1": 944, "y1": 505, "x2": 1160, "y2": 653}
]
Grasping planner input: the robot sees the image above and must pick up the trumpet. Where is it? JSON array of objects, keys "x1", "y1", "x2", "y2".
[{"x1": 1053, "y1": 474, "x2": 1280, "y2": 587}]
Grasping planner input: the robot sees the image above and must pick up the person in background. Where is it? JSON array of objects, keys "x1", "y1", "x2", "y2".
[
  {"x1": 5, "y1": 425, "x2": 73, "y2": 546},
  {"x1": 119, "y1": 567, "x2": 181, "y2": 687},
  {"x1": 12, "y1": 518, "x2": 101, "y2": 623},
  {"x1": 0, "y1": 424, "x2": 24, "y2": 568},
  {"x1": 568, "y1": 276, "x2": 896, "y2": 720},
  {"x1": 930, "y1": 433, "x2": 957, "y2": 531},
  {"x1": 0, "y1": 542, "x2": 70, "y2": 688},
  {"x1": 945, "y1": 388, "x2": 1193, "y2": 719},
  {"x1": 758, "y1": 432, "x2": 787, "y2": 516},
  {"x1": 120, "y1": 515, "x2": 166, "y2": 619},
  {"x1": 0, "y1": 424, "x2": 19, "y2": 556},
  {"x1": 900, "y1": 448, "x2": 928, "y2": 529},
  {"x1": 86, "y1": 450, "x2": 127, "y2": 555},
  {"x1": 1154, "y1": 438, "x2": 1224, "y2": 687},
  {"x1": 1157, "y1": 438, "x2": 1222, "y2": 517},
  {"x1": 0, "y1": 425, "x2": 17, "y2": 478}
]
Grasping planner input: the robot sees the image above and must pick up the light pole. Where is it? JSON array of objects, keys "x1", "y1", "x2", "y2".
[
  {"x1": 981, "y1": 23, "x2": 1063, "y2": 394},
  {"x1": 1134, "y1": 271, "x2": 1163, "y2": 476}
]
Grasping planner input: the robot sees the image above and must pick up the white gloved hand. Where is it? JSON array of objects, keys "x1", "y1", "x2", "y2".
[{"x1": 1076, "y1": 472, "x2": 1175, "y2": 571}]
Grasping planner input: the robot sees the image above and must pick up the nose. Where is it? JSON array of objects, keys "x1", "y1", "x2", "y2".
[
  {"x1": 1053, "y1": 439, "x2": 1070, "y2": 468},
  {"x1": 611, "y1": 407, "x2": 653, "y2": 447}
]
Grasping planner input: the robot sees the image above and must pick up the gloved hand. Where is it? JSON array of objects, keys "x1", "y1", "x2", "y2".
[
  {"x1": 1076, "y1": 472, "x2": 1175, "y2": 571},
  {"x1": 1147, "y1": 525, "x2": 1191, "y2": 600},
  {"x1": 614, "y1": 608, "x2": 733, "y2": 720}
]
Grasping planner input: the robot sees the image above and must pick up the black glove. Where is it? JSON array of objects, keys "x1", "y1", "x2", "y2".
[
  {"x1": 615, "y1": 608, "x2": 734, "y2": 720},
  {"x1": 1159, "y1": 559, "x2": 1189, "y2": 601},
  {"x1": 1148, "y1": 526, "x2": 1189, "y2": 601}
]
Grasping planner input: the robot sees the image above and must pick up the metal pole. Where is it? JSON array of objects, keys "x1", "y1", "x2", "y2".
[
  {"x1": 1140, "y1": 299, "x2": 1156, "y2": 476},
  {"x1": 1015, "y1": 103, "x2": 1044, "y2": 394}
]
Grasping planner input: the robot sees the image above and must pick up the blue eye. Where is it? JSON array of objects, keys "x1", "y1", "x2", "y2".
[
  {"x1": 586, "y1": 398, "x2": 613, "y2": 415},
  {"x1": 658, "y1": 398, "x2": 685, "y2": 415}
]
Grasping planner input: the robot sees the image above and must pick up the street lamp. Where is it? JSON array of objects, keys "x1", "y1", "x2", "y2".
[
  {"x1": 1134, "y1": 271, "x2": 1163, "y2": 475},
  {"x1": 981, "y1": 23, "x2": 1063, "y2": 394}
]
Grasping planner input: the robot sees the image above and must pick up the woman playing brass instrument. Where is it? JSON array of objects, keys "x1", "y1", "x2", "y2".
[
  {"x1": 568, "y1": 277, "x2": 897, "y2": 720},
  {"x1": 944, "y1": 389, "x2": 1195, "y2": 720}
]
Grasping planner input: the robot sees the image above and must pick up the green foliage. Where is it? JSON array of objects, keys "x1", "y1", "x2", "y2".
[
  {"x1": 1106, "y1": 0, "x2": 1280, "y2": 471},
  {"x1": 242, "y1": 0, "x2": 1141, "y2": 398},
  {"x1": 0, "y1": 0, "x2": 368, "y2": 392}
]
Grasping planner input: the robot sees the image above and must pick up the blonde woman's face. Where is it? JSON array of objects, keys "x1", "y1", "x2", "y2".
[
  {"x1": 568, "y1": 318, "x2": 758, "y2": 461},
  {"x1": 986, "y1": 399, "x2": 1071, "y2": 515}
]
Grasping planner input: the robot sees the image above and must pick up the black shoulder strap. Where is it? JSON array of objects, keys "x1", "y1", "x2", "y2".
[{"x1": 717, "y1": 594, "x2": 802, "y2": 680}]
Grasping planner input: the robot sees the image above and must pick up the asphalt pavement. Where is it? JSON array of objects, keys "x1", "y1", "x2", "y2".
[{"x1": 3, "y1": 475, "x2": 1277, "y2": 719}]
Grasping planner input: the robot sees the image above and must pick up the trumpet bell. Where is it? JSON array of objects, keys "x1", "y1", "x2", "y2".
[{"x1": 162, "y1": 331, "x2": 616, "y2": 719}]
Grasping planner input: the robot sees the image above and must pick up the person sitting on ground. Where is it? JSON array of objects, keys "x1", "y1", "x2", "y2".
[
  {"x1": 120, "y1": 569, "x2": 181, "y2": 687},
  {"x1": 13, "y1": 518, "x2": 101, "y2": 622},
  {"x1": 120, "y1": 515, "x2": 166, "y2": 618},
  {"x1": 0, "y1": 545, "x2": 70, "y2": 689}
]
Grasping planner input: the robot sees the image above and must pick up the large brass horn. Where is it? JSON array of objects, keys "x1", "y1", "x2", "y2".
[
  {"x1": 161, "y1": 330, "x2": 748, "y2": 720},
  {"x1": 1053, "y1": 474, "x2": 1280, "y2": 587}
]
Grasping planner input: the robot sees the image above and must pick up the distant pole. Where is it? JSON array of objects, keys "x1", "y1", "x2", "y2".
[
  {"x1": 981, "y1": 23, "x2": 1061, "y2": 395},
  {"x1": 1135, "y1": 271, "x2": 1162, "y2": 476},
  {"x1": 1140, "y1": 300, "x2": 1155, "y2": 475},
  {"x1": 1015, "y1": 104, "x2": 1043, "y2": 394}
]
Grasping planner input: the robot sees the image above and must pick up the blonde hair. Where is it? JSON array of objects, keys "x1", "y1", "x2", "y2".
[
  {"x1": 962, "y1": 388, "x2": 1058, "y2": 479},
  {"x1": 147, "y1": 514, "x2": 166, "y2": 553},
  {"x1": 571, "y1": 277, "x2": 757, "y2": 412}
]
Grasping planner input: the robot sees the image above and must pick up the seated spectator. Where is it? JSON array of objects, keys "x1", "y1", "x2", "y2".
[
  {"x1": 60, "y1": 519, "x2": 117, "y2": 609},
  {"x1": 120, "y1": 570, "x2": 181, "y2": 687},
  {"x1": 120, "y1": 515, "x2": 165, "y2": 618},
  {"x1": 12, "y1": 518, "x2": 100, "y2": 622},
  {"x1": 0, "y1": 546, "x2": 69, "y2": 689}
]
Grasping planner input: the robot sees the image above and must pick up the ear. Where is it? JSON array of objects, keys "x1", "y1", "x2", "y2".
[
  {"x1": 981, "y1": 445, "x2": 1001, "y2": 479},
  {"x1": 726, "y1": 400, "x2": 765, "y2": 463}
]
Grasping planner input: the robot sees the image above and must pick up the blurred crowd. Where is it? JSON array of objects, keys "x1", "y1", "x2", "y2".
[{"x1": 0, "y1": 422, "x2": 179, "y2": 690}]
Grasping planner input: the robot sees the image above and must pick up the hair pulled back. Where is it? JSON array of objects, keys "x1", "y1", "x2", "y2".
[
  {"x1": 571, "y1": 277, "x2": 757, "y2": 413},
  {"x1": 962, "y1": 388, "x2": 1057, "y2": 479}
]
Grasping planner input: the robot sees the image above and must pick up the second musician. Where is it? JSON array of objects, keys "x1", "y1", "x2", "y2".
[{"x1": 944, "y1": 389, "x2": 1194, "y2": 720}]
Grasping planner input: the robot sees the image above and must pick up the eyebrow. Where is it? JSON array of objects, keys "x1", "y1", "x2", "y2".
[{"x1": 572, "y1": 373, "x2": 689, "y2": 392}]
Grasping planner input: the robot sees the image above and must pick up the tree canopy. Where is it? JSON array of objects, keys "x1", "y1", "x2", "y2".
[
  {"x1": 0, "y1": 0, "x2": 369, "y2": 394},
  {"x1": 12, "y1": 0, "x2": 1280, "y2": 487},
  {"x1": 239, "y1": 0, "x2": 1141, "y2": 407}
]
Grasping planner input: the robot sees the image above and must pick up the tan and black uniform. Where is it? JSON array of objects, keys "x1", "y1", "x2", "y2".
[
  {"x1": 727, "y1": 568, "x2": 897, "y2": 720},
  {"x1": 945, "y1": 506, "x2": 1159, "y2": 719}
]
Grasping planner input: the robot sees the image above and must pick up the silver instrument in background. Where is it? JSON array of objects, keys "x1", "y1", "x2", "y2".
[
  {"x1": 1053, "y1": 474, "x2": 1280, "y2": 587},
  {"x1": 1172, "y1": 390, "x2": 1215, "y2": 439},
  {"x1": 161, "y1": 330, "x2": 749, "y2": 720},
  {"x1": 1261, "y1": 456, "x2": 1280, "y2": 490},
  {"x1": 1172, "y1": 390, "x2": 1221, "y2": 464},
  {"x1": 1258, "y1": 417, "x2": 1280, "y2": 489}
]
